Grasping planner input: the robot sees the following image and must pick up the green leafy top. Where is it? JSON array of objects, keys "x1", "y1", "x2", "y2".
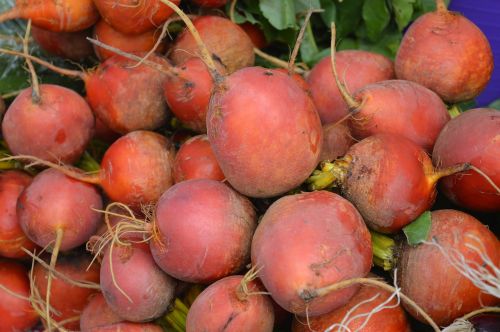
[{"x1": 403, "y1": 211, "x2": 432, "y2": 246}]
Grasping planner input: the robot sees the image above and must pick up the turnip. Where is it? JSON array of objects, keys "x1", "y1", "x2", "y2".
[
  {"x1": 100, "y1": 242, "x2": 176, "y2": 322},
  {"x1": 93, "y1": 20, "x2": 167, "y2": 61},
  {"x1": 319, "y1": 122, "x2": 354, "y2": 162},
  {"x1": 31, "y1": 251, "x2": 100, "y2": 330},
  {"x1": 87, "y1": 322, "x2": 164, "y2": 332},
  {"x1": 0, "y1": 259, "x2": 39, "y2": 331},
  {"x1": 308, "y1": 133, "x2": 470, "y2": 233},
  {"x1": 329, "y1": 24, "x2": 449, "y2": 152},
  {"x1": 173, "y1": 134, "x2": 225, "y2": 182},
  {"x1": 31, "y1": 26, "x2": 94, "y2": 61},
  {"x1": 170, "y1": 15, "x2": 254, "y2": 74},
  {"x1": 80, "y1": 293, "x2": 123, "y2": 331},
  {"x1": 93, "y1": 0, "x2": 180, "y2": 35},
  {"x1": 252, "y1": 191, "x2": 372, "y2": 317},
  {"x1": 186, "y1": 271, "x2": 274, "y2": 332},
  {"x1": 395, "y1": 0, "x2": 494, "y2": 102},
  {"x1": 150, "y1": 179, "x2": 257, "y2": 283},
  {"x1": 432, "y1": 108, "x2": 500, "y2": 212},
  {"x1": 0, "y1": 0, "x2": 99, "y2": 32},
  {"x1": 0, "y1": 170, "x2": 38, "y2": 258},
  {"x1": 307, "y1": 50, "x2": 394, "y2": 124}
]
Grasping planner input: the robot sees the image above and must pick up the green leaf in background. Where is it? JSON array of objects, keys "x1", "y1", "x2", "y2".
[
  {"x1": 403, "y1": 211, "x2": 432, "y2": 246},
  {"x1": 362, "y1": 0, "x2": 390, "y2": 42},
  {"x1": 299, "y1": 20, "x2": 319, "y2": 65},
  {"x1": 336, "y1": 0, "x2": 364, "y2": 37},
  {"x1": 489, "y1": 99, "x2": 500, "y2": 110},
  {"x1": 259, "y1": 0, "x2": 297, "y2": 30},
  {"x1": 319, "y1": 0, "x2": 336, "y2": 25},
  {"x1": 392, "y1": 0, "x2": 415, "y2": 31},
  {"x1": 295, "y1": 0, "x2": 321, "y2": 13}
]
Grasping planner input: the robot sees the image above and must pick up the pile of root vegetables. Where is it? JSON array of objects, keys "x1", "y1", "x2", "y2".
[{"x1": 0, "y1": 0, "x2": 499, "y2": 331}]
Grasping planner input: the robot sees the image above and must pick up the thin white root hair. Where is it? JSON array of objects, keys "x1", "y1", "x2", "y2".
[
  {"x1": 325, "y1": 271, "x2": 402, "y2": 332},
  {"x1": 423, "y1": 233, "x2": 500, "y2": 298},
  {"x1": 441, "y1": 319, "x2": 474, "y2": 332}
]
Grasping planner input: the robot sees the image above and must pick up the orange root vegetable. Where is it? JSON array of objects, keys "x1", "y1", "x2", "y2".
[
  {"x1": 150, "y1": 179, "x2": 257, "y2": 283},
  {"x1": 239, "y1": 22, "x2": 268, "y2": 49},
  {"x1": 93, "y1": 0, "x2": 180, "y2": 35},
  {"x1": 308, "y1": 133, "x2": 471, "y2": 233},
  {"x1": 192, "y1": 0, "x2": 228, "y2": 7},
  {"x1": 0, "y1": 0, "x2": 99, "y2": 32},
  {"x1": 432, "y1": 108, "x2": 500, "y2": 212},
  {"x1": 319, "y1": 122, "x2": 354, "y2": 162},
  {"x1": 173, "y1": 134, "x2": 225, "y2": 183},
  {"x1": 0, "y1": 171, "x2": 39, "y2": 259},
  {"x1": 31, "y1": 26, "x2": 94, "y2": 61},
  {"x1": 186, "y1": 274, "x2": 274, "y2": 331},
  {"x1": 32, "y1": 252, "x2": 100, "y2": 330},
  {"x1": 292, "y1": 276, "x2": 411, "y2": 332},
  {"x1": 395, "y1": 1, "x2": 493, "y2": 102},
  {"x1": 80, "y1": 293, "x2": 123, "y2": 331},
  {"x1": 100, "y1": 242, "x2": 176, "y2": 322},
  {"x1": 252, "y1": 191, "x2": 372, "y2": 317},
  {"x1": 170, "y1": 15, "x2": 255, "y2": 74},
  {"x1": 93, "y1": 20, "x2": 167, "y2": 61},
  {"x1": 0, "y1": 259, "x2": 39, "y2": 331},
  {"x1": 2, "y1": 84, "x2": 95, "y2": 164},
  {"x1": 307, "y1": 50, "x2": 394, "y2": 124},
  {"x1": 87, "y1": 322, "x2": 164, "y2": 332},
  {"x1": 398, "y1": 209, "x2": 499, "y2": 326}
]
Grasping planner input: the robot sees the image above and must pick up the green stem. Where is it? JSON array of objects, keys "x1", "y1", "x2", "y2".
[
  {"x1": 75, "y1": 151, "x2": 101, "y2": 173},
  {"x1": 370, "y1": 231, "x2": 396, "y2": 271},
  {"x1": 447, "y1": 105, "x2": 461, "y2": 118},
  {"x1": 306, "y1": 157, "x2": 351, "y2": 191},
  {"x1": 161, "y1": 298, "x2": 188, "y2": 332}
]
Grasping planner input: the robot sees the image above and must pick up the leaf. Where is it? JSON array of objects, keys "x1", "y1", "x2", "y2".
[
  {"x1": 392, "y1": 0, "x2": 415, "y2": 31},
  {"x1": 319, "y1": 0, "x2": 336, "y2": 25},
  {"x1": 362, "y1": 0, "x2": 391, "y2": 42},
  {"x1": 403, "y1": 211, "x2": 432, "y2": 246},
  {"x1": 259, "y1": 0, "x2": 297, "y2": 30},
  {"x1": 336, "y1": 0, "x2": 364, "y2": 37},
  {"x1": 299, "y1": 20, "x2": 319, "y2": 65},
  {"x1": 295, "y1": 0, "x2": 321, "y2": 13},
  {"x1": 488, "y1": 99, "x2": 500, "y2": 110}
]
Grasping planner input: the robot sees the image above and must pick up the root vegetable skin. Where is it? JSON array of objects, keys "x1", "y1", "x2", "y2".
[
  {"x1": 31, "y1": 26, "x2": 94, "y2": 61},
  {"x1": 2, "y1": 84, "x2": 95, "y2": 164},
  {"x1": 0, "y1": 0, "x2": 99, "y2": 32},
  {"x1": 207, "y1": 67, "x2": 322, "y2": 198},
  {"x1": 341, "y1": 134, "x2": 444, "y2": 233},
  {"x1": 251, "y1": 191, "x2": 372, "y2": 317},
  {"x1": 0, "y1": 259, "x2": 39, "y2": 331},
  {"x1": 395, "y1": 8, "x2": 493, "y2": 102},
  {"x1": 292, "y1": 282, "x2": 411, "y2": 332},
  {"x1": 192, "y1": 0, "x2": 228, "y2": 7},
  {"x1": 320, "y1": 122, "x2": 354, "y2": 162},
  {"x1": 150, "y1": 179, "x2": 257, "y2": 283},
  {"x1": 0, "y1": 171, "x2": 38, "y2": 258},
  {"x1": 33, "y1": 253, "x2": 100, "y2": 330},
  {"x1": 163, "y1": 58, "x2": 215, "y2": 133},
  {"x1": 17, "y1": 168, "x2": 103, "y2": 251},
  {"x1": 432, "y1": 108, "x2": 500, "y2": 212},
  {"x1": 85, "y1": 55, "x2": 170, "y2": 134},
  {"x1": 173, "y1": 134, "x2": 225, "y2": 182},
  {"x1": 398, "y1": 209, "x2": 500, "y2": 326},
  {"x1": 99, "y1": 131, "x2": 176, "y2": 210},
  {"x1": 239, "y1": 23, "x2": 268, "y2": 49},
  {"x1": 87, "y1": 322, "x2": 163, "y2": 332},
  {"x1": 171, "y1": 16, "x2": 255, "y2": 74},
  {"x1": 186, "y1": 275, "x2": 274, "y2": 332},
  {"x1": 93, "y1": 20, "x2": 167, "y2": 61},
  {"x1": 93, "y1": 0, "x2": 180, "y2": 35},
  {"x1": 100, "y1": 243, "x2": 176, "y2": 322},
  {"x1": 80, "y1": 293, "x2": 123, "y2": 331},
  {"x1": 307, "y1": 50, "x2": 394, "y2": 124},
  {"x1": 349, "y1": 80, "x2": 450, "y2": 151}
]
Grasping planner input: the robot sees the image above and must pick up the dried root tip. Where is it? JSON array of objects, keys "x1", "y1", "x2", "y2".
[
  {"x1": 469, "y1": 165, "x2": 500, "y2": 195},
  {"x1": 23, "y1": 20, "x2": 41, "y2": 104},
  {"x1": 436, "y1": 0, "x2": 448, "y2": 13},
  {"x1": 330, "y1": 23, "x2": 361, "y2": 111},
  {"x1": 442, "y1": 319, "x2": 474, "y2": 332},
  {"x1": 236, "y1": 266, "x2": 269, "y2": 301},
  {"x1": 428, "y1": 162, "x2": 471, "y2": 184}
]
